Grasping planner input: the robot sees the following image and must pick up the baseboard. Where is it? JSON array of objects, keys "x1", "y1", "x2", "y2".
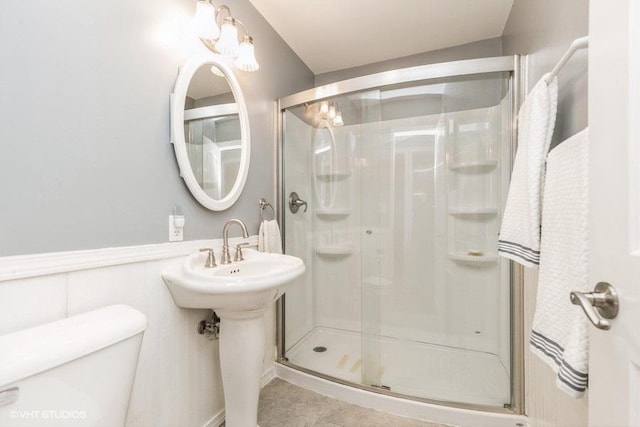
[
  {"x1": 261, "y1": 365, "x2": 276, "y2": 387},
  {"x1": 203, "y1": 409, "x2": 225, "y2": 427}
]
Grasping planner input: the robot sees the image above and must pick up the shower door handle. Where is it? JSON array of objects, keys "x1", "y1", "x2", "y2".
[
  {"x1": 570, "y1": 282, "x2": 619, "y2": 330},
  {"x1": 289, "y1": 192, "x2": 307, "y2": 214}
]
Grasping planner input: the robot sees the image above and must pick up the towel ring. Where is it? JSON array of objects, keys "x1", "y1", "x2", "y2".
[{"x1": 259, "y1": 198, "x2": 276, "y2": 222}]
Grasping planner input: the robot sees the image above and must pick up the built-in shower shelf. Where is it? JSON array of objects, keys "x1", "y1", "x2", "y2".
[
  {"x1": 448, "y1": 207, "x2": 499, "y2": 217},
  {"x1": 316, "y1": 171, "x2": 351, "y2": 181},
  {"x1": 449, "y1": 160, "x2": 498, "y2": 173},
  {"x1": 316, "y1": 209, "x2": 351, "y2": 219},
  {"x1": 315, "y1": 245, "x2": 353, "y2": 256},
  {"x1": 448, "y1": 253, "x2": 498, "y2": 264}
]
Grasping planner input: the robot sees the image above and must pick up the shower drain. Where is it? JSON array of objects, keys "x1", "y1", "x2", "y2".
[{"x1": 313, "y1": 346, "x2": 327, "y2": 353}]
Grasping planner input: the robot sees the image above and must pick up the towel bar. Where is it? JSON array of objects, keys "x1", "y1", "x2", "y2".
[{"x1": 259, "y1": 198, "x2": 276, "y2": 221}]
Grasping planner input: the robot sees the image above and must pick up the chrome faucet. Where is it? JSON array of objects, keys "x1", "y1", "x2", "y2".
[{"x1": 221, "y1": 219, "x2": 249, "y2": 264}]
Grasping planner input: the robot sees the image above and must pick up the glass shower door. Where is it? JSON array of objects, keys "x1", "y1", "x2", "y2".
[
  {"x1": 358, "y1": 91, "x2": 384, "y2": 389},
  {"x1": 357, "y1": 74, "x2": 513, "y2": 406},
  {"x1": 280, "y1": 63, "x2": 516, "y2": 410}
]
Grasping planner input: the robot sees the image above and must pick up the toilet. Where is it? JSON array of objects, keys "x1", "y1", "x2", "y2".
[{"x1": 0, "y1": 305, "x2": 147, "y2": 427}]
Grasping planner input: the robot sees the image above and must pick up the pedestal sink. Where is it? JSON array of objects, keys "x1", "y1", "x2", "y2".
[{"x1": 162, "y1": 249, "x2": 305, "y2": 427}]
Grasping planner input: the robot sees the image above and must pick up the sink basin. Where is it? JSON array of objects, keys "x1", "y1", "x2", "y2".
[
  {"x1": 161, "y1": 247, "x2": 305, "y2": 427},
  {"x1": 162, "y1": 248, "x2": 305, "y2": 314}
]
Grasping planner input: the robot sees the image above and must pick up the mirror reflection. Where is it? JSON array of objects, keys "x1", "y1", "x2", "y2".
[{"x1": 184, "y1": 65, "x2": 242, "y2": 201}]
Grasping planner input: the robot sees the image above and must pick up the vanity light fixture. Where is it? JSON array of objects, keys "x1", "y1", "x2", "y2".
[
  {"x1": 324, "y1": 101, "x2": 343, "y2": 127},
  {"x1": 304, "y1": 100, "x2": 344, "y2": 127},
  {"x1": 328, "y1": 104, "x2": 336, "y2": 120},
  {"x1": 192, "y1": 1, "x2": 259, "y2": 72},
  {"x1": 303, "y1": 99, "x2": 344, "y2": 127},
  {"x1": 333, "y1": 110, "x2": 344, "y2": 127},
  {"x1": 235, "y1": 36, "x2": 259, "y2": 72}
]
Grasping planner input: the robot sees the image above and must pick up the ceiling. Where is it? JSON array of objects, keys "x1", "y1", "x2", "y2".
[{"x1": 249, "y1": 0, "x2": 515, "y2": 75}]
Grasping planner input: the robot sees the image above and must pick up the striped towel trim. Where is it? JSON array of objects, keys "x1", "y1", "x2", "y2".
[
  {"x1": 497, "y1": 240, "x2": 540, "y2": 265},
  {"x1": 529, "y1": 330, "x2": 588, "y2": 393}
]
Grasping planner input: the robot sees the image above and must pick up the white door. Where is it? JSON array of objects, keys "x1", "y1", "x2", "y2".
[{"x1": 588, "y1": 0, "x2": 640, "y2": 425}]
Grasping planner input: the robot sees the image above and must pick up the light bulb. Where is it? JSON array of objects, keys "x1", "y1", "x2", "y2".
[
  {"x1": 333, "y1": 111, "x2": 344, "y2": 127},
  {"x1": 215, "y1": 17, "x2": 240, "y2": 58},
  {"x1": 234, "y1": 36, "x2": 259, "y2": 72},
  {"x1": 320, "y1": 101, "x2": 329, "y2": 115},
  {"x1": 329, "y1": 105, "x2": 336, "y2": 119},
  {"x1": 193, "y1": 1, "x2": 220, "y2": 40}
]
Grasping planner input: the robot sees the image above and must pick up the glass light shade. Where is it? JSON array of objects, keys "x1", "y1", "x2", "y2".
[
  {"x1": 234, "y1": 36, "x2": 259, "y2": 72},
  {"x1": 328, "y1": 105, "x2": 336, "y2": 119},
  {"x1": 193, "y1": 1, "x2": 220, "y2": 40},
  {"x1": 333, "y1": 111, "x2": 344, "y2": 127},
  {"x1": 215, "y1": 18, "x2": 240, "y2": 57},
  {"x1": 320, "y1": 101, "x2": 329, "y2": 115}
]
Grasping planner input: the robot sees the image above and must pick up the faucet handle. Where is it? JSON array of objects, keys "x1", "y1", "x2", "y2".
[
  {"x1": 199, "y1": 248, "x2": 217, "y2": 268},
  {"x1": 234, "y1": 242, "x2": 258, "y2": 262}
]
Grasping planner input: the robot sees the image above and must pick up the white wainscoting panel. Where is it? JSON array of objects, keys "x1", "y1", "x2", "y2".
[
  {"x1": 523, "y1": 268, "x2": 588, "y2": 427},
  {"x1": 0, "y1": 237, "x2": 268, "y2": 427},
  {"x1": 0, "y1": 274, "x2": 67, "y2": 335}
]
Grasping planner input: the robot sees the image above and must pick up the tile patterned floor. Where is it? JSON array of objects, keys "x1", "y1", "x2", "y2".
[{"x1": 255, "y1": 378, "x2": 449, "y2": 427}]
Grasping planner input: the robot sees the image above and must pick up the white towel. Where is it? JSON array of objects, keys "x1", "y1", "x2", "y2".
[
  {"x1": 258, "y1": 220, "x2": 282, "y2": 254},
  {"x1": 498, "y1": 75, "x2": 558, "y2": 268},
  {"x1": 529, "y1": 129, "x2": 589, "y2": 398}
]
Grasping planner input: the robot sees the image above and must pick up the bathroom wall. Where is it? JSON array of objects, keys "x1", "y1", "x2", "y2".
[
  {"x1": 0, "y1": 0, "x2": 313, "y2": 257},
  {"x1": 502, "y1": 1, "x2": 589, "y2": 426},
  {"x1": 502, "y1": 0, "x2": 588, "y2": 145},
  {"x1": 315, "y1": 37, "x2": 503, "y2": 86}
]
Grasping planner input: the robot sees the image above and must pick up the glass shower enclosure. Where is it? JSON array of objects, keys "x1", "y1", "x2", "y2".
[{"x1": 277, "y1": 56, "x2": 522, "y2": 412}]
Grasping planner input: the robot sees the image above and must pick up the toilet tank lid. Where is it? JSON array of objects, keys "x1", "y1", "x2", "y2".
[{"x1": 0, "y1": 304, "x2": 148, "y2": 387}]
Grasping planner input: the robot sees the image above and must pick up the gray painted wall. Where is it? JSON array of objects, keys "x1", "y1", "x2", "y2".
[
  {"x1": 502, "y1": 1, "x2": 589, "y2": 425},
  {"x1": 503, "y1": 0, "x2": 588, "y2": 145},
  {"x1": 0, "y1": 0, "x2": 313, "y2": 256},
  {"x1": 315, "y1": 37, "x2": 503, "y2": 86}
]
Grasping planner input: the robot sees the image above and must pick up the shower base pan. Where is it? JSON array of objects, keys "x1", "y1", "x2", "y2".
[
  {"x1": 285, "y1": 327, "x2": 511, "y2": 408},
  {"x1": 275, "y1": 363, "x2": 527, "y2": 427}
]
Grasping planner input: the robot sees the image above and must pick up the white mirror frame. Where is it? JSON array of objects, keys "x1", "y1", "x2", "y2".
[{"x1": 170, "y1": 52, "x2": 251, "y2": 211}]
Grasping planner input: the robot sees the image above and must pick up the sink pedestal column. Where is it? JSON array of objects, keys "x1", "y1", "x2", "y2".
[{"x1": 218, "y1": 309, "x2": 266, "y2": 427}]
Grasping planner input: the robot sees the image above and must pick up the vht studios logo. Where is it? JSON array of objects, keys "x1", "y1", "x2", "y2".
[{"x1": 10, "y1": 410, "x2": 87, "y2": 420}]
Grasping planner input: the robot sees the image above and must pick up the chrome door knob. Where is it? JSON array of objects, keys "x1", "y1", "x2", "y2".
[{"x1": 570, "y1": 282, "x2": 619, "y2": 330}]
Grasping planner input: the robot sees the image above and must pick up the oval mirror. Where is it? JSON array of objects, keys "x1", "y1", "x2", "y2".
[{"x1": 171, "y1": 52, "x2": 250, "y2": 211}]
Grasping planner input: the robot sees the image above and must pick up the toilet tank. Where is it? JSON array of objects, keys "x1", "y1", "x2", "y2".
[{"x1": 0, "y1": 305, "x2": 147, "y2": 427}]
